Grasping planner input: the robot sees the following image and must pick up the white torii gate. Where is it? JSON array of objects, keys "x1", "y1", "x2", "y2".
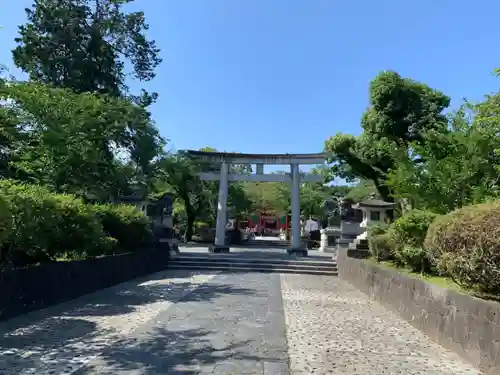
[{"x1": 185, "y1": 151, "x2": 327, "y2": 256}]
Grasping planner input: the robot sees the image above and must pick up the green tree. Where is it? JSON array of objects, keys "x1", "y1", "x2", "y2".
[
  {"x1": 388, "y1": 104, "x2": 500, "y2": 213},
  {"x1": 325, "y1": 71, "x2": 450, "y2": 201},
  {"x1": 344, "y1": 180, "x2": 378, "y2": 202},
  {"x1": 10, "y1": 0, "x2": 164, "y2": 200},
  {"x1": 153, "y1": 149, "x2": 254, "y2": 241},
  {"x1": 153, "y1": 154, "x2": 206, "y2": 241},
  {"x1": 300, "y1": 182, "x2": 331, "y2": 218},
  {"x1": 1, "y1": 81, "x2": 163, "y2": 200},
  {"x1": 243, "y1": 176, "x2": 291, "y2": 216},
  {"x1": 13, "y1": 0, "x2": 161, "y2": 102},
  {"x1": 0, "y1": 78, "x2": 26, "y2": 179}
]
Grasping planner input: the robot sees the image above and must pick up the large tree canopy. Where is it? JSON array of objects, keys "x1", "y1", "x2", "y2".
[
  {"x1": 5, "y1": 0, "x2": 165, "y2": 200},
  {"x1": 325, "y1": 71, "x2": 451, "y2": 201},
  {"x1": 0, "y1": 80, "x2": 164, "y2": 200},
  {"x1": 387, "y1": 101, "x2": 500, "y2": 213},
  {"x1": 13, "y1": 0, "x2": 161, "y2": 102}
]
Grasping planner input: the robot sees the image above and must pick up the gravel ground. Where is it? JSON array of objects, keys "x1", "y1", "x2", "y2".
[
  {"x1": 0, "y1": 270, "x2": 482, "y2": 375},
  {"x1": 281, "y1": 274, "x2": 481, "y2": 375}
]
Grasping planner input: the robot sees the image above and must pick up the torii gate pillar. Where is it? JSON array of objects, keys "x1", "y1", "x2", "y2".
[
  {"x1": 289, "y1": 163, "x2": 302, "y2": 253},
  {"x1": 213, "y1": 161, "x2": 230, "y2": 251}
]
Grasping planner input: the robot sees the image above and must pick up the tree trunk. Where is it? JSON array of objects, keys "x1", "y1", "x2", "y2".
[
  {"x1": 185, "y1": 211, "x2": 195, "y2": 242},
  {"x1": 373, "y1": 177, "x2": 393, "y2": 202}
]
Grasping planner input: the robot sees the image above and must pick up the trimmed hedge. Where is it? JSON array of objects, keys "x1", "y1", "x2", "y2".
[
  {"x1": 0, "y1": 180, "x2": 114, "y2": 265},
  {"x1": 425, "y1": 201, "x2": 500, "y2": 294},
  {"x1": 367, "y1": 222, "x2": 390, "y2": 237},
  {"x1": 368, "y1": 233, "x2": 393, "y2": 262},
  {"x1": 389, "y1": 210, "x2": 438, "y2": 272},
  {"x1": 92, "y1": 203, "x2": 152, "y2": 252},
  {"x1": 0, "y1": 179, "x2": 152, "y2": 266},
  {"x1": 367, "y1": 223, "x2": 393, "y2": 261},
  {"x1": 390, "y1": 210, "x2": 438, "y2": 249}
]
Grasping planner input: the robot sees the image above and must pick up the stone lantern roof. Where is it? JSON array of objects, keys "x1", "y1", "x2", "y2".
[{"x1": 352, "y1": 194, "x2": 395, "y2": 210}]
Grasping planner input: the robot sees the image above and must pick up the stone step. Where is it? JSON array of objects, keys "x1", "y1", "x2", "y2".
[
  {"x1": 169, "y1": 262, "x2": 338, "y2": 275},
  {"x1": 172, "y1": 254, "x2": 336, "y2": 267},
  {"x1": 244, "y1": 240, "x2": 290, "y2": 248},
  {"x1": 169, "y1": 264, "x2": 338, "y2": 276},
  {"x1": 169, "y1": 255, "x2": 337, "y2": 275},
  {"x1": 171, "y1": 259, "x2": 337, "y2": 271}
]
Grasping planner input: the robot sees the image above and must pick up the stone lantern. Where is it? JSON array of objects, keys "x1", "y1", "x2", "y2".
[{"x1": 351, "y1": 194, "x2": 395, "y2": 240}]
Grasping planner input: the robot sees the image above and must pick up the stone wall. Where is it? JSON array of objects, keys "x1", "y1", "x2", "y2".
[
  {"x1": 0, "y1": 248, "x2": 170, "y2": 322},
  {"x1": 337, "y1": 248, "x2": 500, "y2": 374}
]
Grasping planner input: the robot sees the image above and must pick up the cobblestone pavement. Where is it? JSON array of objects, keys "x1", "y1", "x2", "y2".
[
  {"x1": 281, "y1": 274, "x2": 481, "y2": 375},
  {"x1": 76, "y1": 272, "x2": 289, "y2": 374},
  {"x1": 0, "y1": 270, "x2": 219, "y2": 374},
  {"x1": 0, "y1": 271, "x2": 290, "y2": 375},
  {"x1": 0, "y1": 269, "x2": 482, "y2": 375}
]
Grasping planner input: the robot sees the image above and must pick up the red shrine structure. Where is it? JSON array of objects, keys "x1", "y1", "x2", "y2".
[{"x1": 239, "y1": 211, "x2": 290, "y2": 235}]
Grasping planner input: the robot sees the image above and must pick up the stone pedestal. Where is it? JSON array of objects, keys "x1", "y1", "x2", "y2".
[
  {"x1": 319, "y1": 230, "x2": 328, "y2": 251},
  {"x1": 208, "y1": 244, "x2": 230, "y2": 253},
  {"x1": 287, "y1": 248, "x2": 308, "y2": 257},
  {"x1": 318, "y1": 227, "x2": 341, "y2": 252},
  {"x1": 164, "y1": 238, "x2": 180, "y2": 257}
]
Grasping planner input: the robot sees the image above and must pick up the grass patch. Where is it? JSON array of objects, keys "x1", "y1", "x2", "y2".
[
  {"x1": 365, "y1": 258, "x2": 500, "y2": 302},
  {"x1": 365, "y1": 258, "x2": 461, "y2": 292}
]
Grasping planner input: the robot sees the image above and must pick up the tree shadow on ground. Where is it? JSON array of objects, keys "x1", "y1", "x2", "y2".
[
  {"x1": 60, "y1": 278, "x2": 260, "y2": 318},
  {"x1": 80, "y1": 326, "x2": 282, "y2": 375},
  {"x1": 0, "y1": 269, "x2": 256, "y2": 326},
  {"x1": 0, "y1": 317, "x2": 105, "y2": 373},
  {"x1": 0, "y1": 273, "x2": 263, "y2": 373}
]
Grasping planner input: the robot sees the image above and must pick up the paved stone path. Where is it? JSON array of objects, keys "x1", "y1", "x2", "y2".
[
  {"x1": 281, "y1": 274, "x2": 480, "y2": 375},
  {"x1": 0, "y1": 270, "x2": 481, "y2": 374}
]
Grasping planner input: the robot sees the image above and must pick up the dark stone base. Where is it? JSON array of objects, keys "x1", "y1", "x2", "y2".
[
  {"x1": 209, "y1": 245, "x2": 230, "y2": 253},
  {"x1": 169, "y1": 245, "x2": 180, "y2": 258},
  {"x1": 287, "y1": 248, "x2": 308, "y2": 257}
]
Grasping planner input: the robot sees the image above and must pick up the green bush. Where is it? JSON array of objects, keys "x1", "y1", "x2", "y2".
[
  {"x1": 389, "y1": 210, "x2": 438, "y2": 272},
  {"x1": 398, "y1": 245, "x2": 434, "y2": 273},
  {"x1": 367, "y1": 222, "x2": 390, "y2": 237},
  {"x1": 390, "y1": 210, "x2": 438, "y2": 249},
  {"x1": 367, "y1": 222, "x2": 393, "y2": 261},
  {"x1": 0, "y1": 179, "x2": 113, "y2": 265},
  {"x1": 51, "y1": 195, "x2": 116, "y2": 258},
  {"x1": 425, "y1": 201, "x2": 500, "y2": 293},
  {"x1": 368, "y1": 233, "x2": 393, "y2": 261},
  {"x1": 92, "y1": 204, "x2": 152, "y2": 252}
]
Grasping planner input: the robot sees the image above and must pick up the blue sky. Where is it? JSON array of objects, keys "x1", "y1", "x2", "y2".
[{"x1": 2, "y1": 1, "x2": 500, "y2": 166}]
